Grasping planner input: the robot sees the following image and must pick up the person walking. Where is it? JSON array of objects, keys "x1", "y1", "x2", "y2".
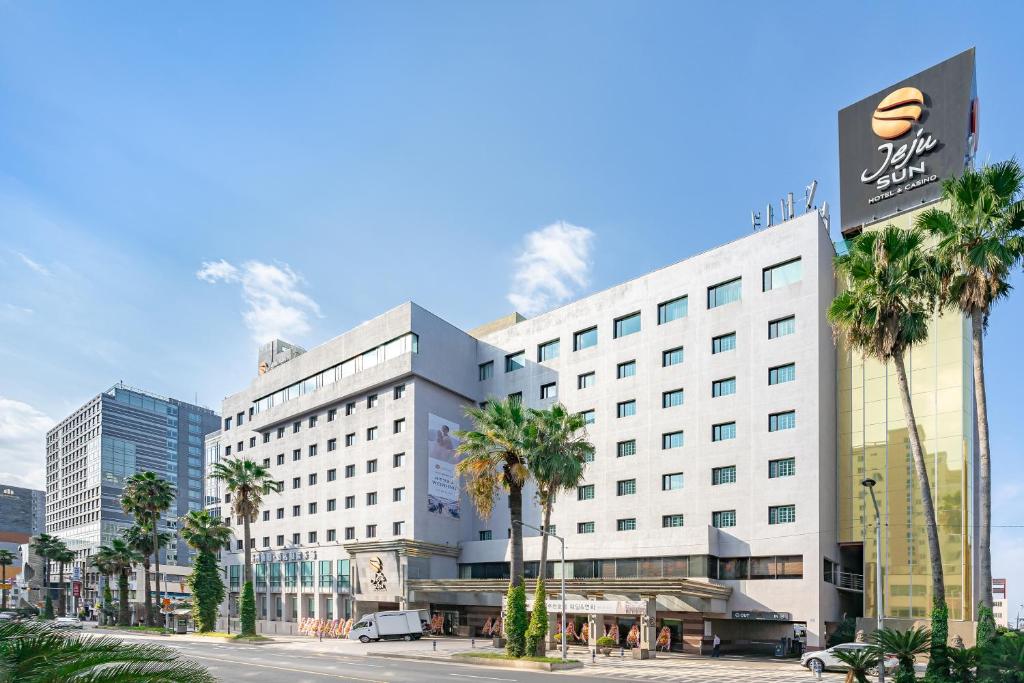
[{"x1": 712, "y1": 633, "x2": 721, "y2": 658}]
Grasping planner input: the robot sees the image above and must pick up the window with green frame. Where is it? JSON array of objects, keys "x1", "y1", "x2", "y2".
[
  {"x1": 319, "y1": 560, "x2": 333, "y2": 587},
  {"x1": 284, "y1": 562, "x2": 297, "y2": 587},
  {"x1": 255, "y1": 562, "x2": 267, "y2": 587},
  {"x1": 268, "y1": 562, "x2": 281, "y2": 587},
  {"x1": 337, "y1": 559, "x2": 351, "y2": 591},
  {"x1": 301, "y1": 561, "x2": 314, "y2": 587}
]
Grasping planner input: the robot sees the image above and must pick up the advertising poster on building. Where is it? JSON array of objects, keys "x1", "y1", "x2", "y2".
[{"x1": 427, "y1": 413, "x2": 460, "y2": 518}]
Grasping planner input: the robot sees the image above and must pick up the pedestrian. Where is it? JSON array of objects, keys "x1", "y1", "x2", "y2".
[{"x1": 712, "y1": 633, "x2": 721, "y2": 658}]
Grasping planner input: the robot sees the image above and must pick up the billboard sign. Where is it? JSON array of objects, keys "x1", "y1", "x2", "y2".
[
  {"x1": 838, "y1": 49, "x2": 978, "y2": 235},
  {"x1": 426, "y1": 414, "x2": 460, "y2": 519}
]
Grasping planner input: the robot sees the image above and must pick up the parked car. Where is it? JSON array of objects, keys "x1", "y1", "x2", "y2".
[
  {"x1": 52, "y1": 616, "x2": 84, "y2": 630},
  {"x1": 801, "y1": 643, "x2": 898, "y2": 673},
  {"x1": 0, "y1": 612, "x2": 18, "y2": 622}
]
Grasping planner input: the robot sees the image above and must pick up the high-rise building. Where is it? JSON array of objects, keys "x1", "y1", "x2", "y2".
[
  {"x1": 45, "y1": 383, "x2": 220, "y2": 602},
  {"x1": 0, "y1": 484, "x2": 45, "y2": 603}
]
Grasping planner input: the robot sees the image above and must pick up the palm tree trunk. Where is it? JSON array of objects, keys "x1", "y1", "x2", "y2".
[
  {"x1": 243, "y1": 516, "x2": 253, "y2": 585},
  {"x1": 58, "y1": 563, "x2": 66, "y2": 617},
  {"x1": 2, "y1": 563, "x2": 7, "y2": 609},
  {"x1": 892, "y1": 352, "x2": 946, "y2": 603},
  {"x1": 538, "y1": 495, "x2": 552, "y2": 580},
  {"x1": 508, "y1": 483, "x2": 524, "y2": 587},
  {"x1": 971, "y1": 310, "x2": 992, "y2": 612},
  {"x1": 142, "y1": 561, "x2": 153, "y2": 626},
  {"x1": 152, "y1": 524, "x2": 162, "y2": 628},
  {"x1": 117, "y1": 570, "x2": 130, "y2": 626}
]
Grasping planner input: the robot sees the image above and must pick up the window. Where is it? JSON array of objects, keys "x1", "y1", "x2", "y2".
[
  {"x1": 617, "y1": 400, "x2": 636, "y2": 418},
  {"x1": 237, "y1": 412, "x2": 244, "y2": 425},
  {"x1": 276, "y1": 534, "x2": 285, "y2": 545},
  {"x1": 327, "y1": 529, "x2": 336, "y2": 542},
  {"x1": 394, "y1": 384, "x2": 406, "y2": 399},
  {"x1": 478, "y1": 361, "x2": 494, "y2": 381},
  {"x1": 658, "y1": 296, "x2": 688, "y2": 324},
  {"x1": 237, "y1": 441, "x2": 244, "y2": 453},
  {"x1": 224, "y1": 445, "x2": 231, "y2": 456},
  {"x1": 662, "y1": 431, "x2": 684, "y2": 449},
  {"x1": 277, "y1": 426, "x2": 285, "y2": 439},
  {"x1": 366, "y1": 491, "x2": 377, "y2": 505},
  {"x1": 769, "y1": 458, "x2": 796, "y2": 478},
  {"x1": 712, "y1": 332, "x2": 737, "y2": 354},
  {"x1": 617, "y1": 518, "x2": 637, "y2": 531},
  {"x1": 292, "y1": 449, "x2": 301, "y2": 462},
  {"x1": 367, "y1": 459, "x2": 378, "y2": 473},
  {"x1": 250, "y1": 436, "x2": 257, "y2": 448},
  {"x1": 327, "y1": 438, "x2": 337, "y2": 452},
  {"x1": 662, "y1": 347, "x2": 684, "y2": 367},
  {"x1": 479, "y1": 530, "x2": 492, "y2": 541},
  {"x1": 763, "y1": 258, "x2": 802, "y2": 291},
  {"x1": 712, "y1": 510, "x2": 736, "y2": 528},
  {"x1": 577, "y1": 484, "x2": 595, "y2": 500},
  {"x1": 505, "y1": 351, "x2": 525, "y2": 373},
  {"x1": 262, "y1": 510, "x2": 270, "y2": 521},
  {"x1": 769, "y1": 411, "x2": 796, "y2": 432},
  {"x1": 393, "y1": 452, "x2": 405, "y2": 468},
  {"x1": 662, "y1": 514, "x2": 685, "y2": 528},
  {"x1": 344, "y1": 496, "x2": 355, "y2": 509},
  {"x1": 263, "y1": 432, "x2": 271, "y2": 443},
  {"x1": 327, "y1": 498, "x2": 337, "y2": 512},
  {"x1": 577, "y1": 372, "x2": 595, "y2": 389},
  {"x1": 707, "y1": 278, "x2": 742, "y2": 308},
  {"x1": 712, "y1": 422, "x2": 736, "y2": 441},
  {"x1": 344, "y1": 464, "x2": 355, "y2": 478},
  {"x1": 581, "y1": 410, "x2": 595, "y2": 425},
  {"x1": 507, "y1": 391, "x2": 522, "y2": 404},
  {"x1": 577, "y1": 521, "x2": 595, "y2": 534},
  {"x1": 573, "y1": 326, "x2": 598, "y2": 351},
  {"x1": 614, "y1": 312, "x2": 641, "y2": 338},
  {"x1": 616, "y1": 440, "x2": 636, "y2": 458},
  {"x1": 616, "y1": 479, "x2": 636, "y2": 496},
  {"x1": 393, "y1": 486, "x2": 405, "y2": 502},
  {"x1": 263, "y1": 457, "x2": 271, "y2": 468},
  {"x1": 393, "y1": 521, "x2": 404, "y2": 536},
  {"x1": 308, "y1": 415, "x2": 317, "y2": 428},
  {"x1": 292, "y1": 505, "x2": 301, "y2": 517},
  {"x1": 345, "y1": 402, "x2": 355, "y2": 416},
  {"x1": 292, "y1": 477, "x2": 301, "y2": 489},
  {"x1": 328, "y1": 408, "x2": 337, "y2": 422},
  {"x1": 712, "y1": 377, "x2": 737, "y2": 397},
  {"x1": 367, "y1": 394, "x2": 378, "y2": 409},
  {"x1": 661, "y1": 473, "x2": 684, "y2": 491},
  {"x1": 345, "y1": 527, "x2": 355, "y2": 540},
  {"x1": 712, "y1": 466, "x2": 737, "y2": 485},
  {"x1": 538, "y1": 339, "x2": 560, "y2": 362},
  {"x1": 291, "y1": 533, "x2": 300, "y2": 545},
  {"x1": 393, "y1": 418, "x2": 405, "y2": 434},
  {"x1": 308, "y1": 444, "x2": 318, "y2": 457},
  {"x1": 769, "y1": 315, "x2": 796, "y2": 339},
  {"x1": 345, "y1": 433, "x2": 355, "y2": 447},
  {"x1": 308, "y1": 502, "x2": 317, "y2": 514},
  {"x1": 617, "y1": 360, "x2": 636, "y2": 379},
  {"x1": 769, "y1": 504, "x2": 796, "y2": 524},
  {"x1": 293, "y1": 421, "x2": 301, "y2": 434},
  {"x1": 540, "y1": 382, "x2": 557, "y2": 399},
  {"x1": 308, "y1": 473, "x2": 318, "y2": 486},
  {"x1": 366, "y1": 427, "x2": 378, "y2": 441},
  {"x1": 662, "y1": 389, "x2": 684, "y2": 408},
  {"x1": 276, "y1": 508, "x2": 284, "y2": 520},
  {"x1": 366, "y1": 524, "x2": 377, "y2": 539},
  {"x1": 769, "y1": 363, "x2": 796, "y2": 385}
]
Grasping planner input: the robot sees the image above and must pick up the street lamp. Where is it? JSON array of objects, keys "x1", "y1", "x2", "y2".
[
  {"x1": 218, "y1": 565, "x2": 230, "y2": 634},
  {"x1": 513, "y1": 520, "x2": 566, "y2": 662},
  {"x1": 862, "y1": 478, "x2": 885, "y2": 683}
]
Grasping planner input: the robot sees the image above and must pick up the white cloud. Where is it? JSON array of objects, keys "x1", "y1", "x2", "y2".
[
  {"x1": 196, "y1": 259, "x2": 322, "y2": 344},
  {"x1": 507, "y1": 221, "x2": 595, "y2": 317},
  {"x1": 0, "y1": 397, "x2": 53, "y2": 490},
  {"x1": 14, "y1": 250, "x2": 51, "y2": 277}
]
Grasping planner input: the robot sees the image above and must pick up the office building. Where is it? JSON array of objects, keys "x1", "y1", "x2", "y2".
[
  {"x1": 0, "y1": 484, "x2": 45, "y2": 603},
  {"x1": 992, "y1": 579, "x2": 1009, "y2": 629}
]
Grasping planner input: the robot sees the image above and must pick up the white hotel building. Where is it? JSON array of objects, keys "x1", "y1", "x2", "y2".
[{"x1": 208, "y1": 210, "x2": 855, "y2": 650}]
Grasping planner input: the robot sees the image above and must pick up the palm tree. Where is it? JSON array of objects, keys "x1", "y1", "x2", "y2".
[
  {"x1": 456, "y1": 398, "x2": 533, "y2": 586},
  {"x1": 0, "y1": 620, "x2": 215, "y2": 682},
  {"x1": 980, "y1": 635, "x2": 1024, "y2": 682},
  {"x1": 180, "y1": 510, "x2": 233, "y2": 556},
  {"x1": 210, "y1": 458, "x2": 280, "y2": 636},
  {"x1": 0, "y1": 549, "x2": 13, "y2": 610},
  {"x1": 122, "y1": 471, "x2": 175, "y2": 626},
  {"x1": 915, "y1": 160, "x2": 1024, "y2": 619},
  {"x1": 831, "y1": 647, "x2": 878, "y2": 683},
  {"x1": 29, "y1": 534, "x2": 58, "y2": 607},
  {"x1": 181, "y1": 511, "x2": 232, "y2": 633},
  {"x1": 124, "y1": 523, "x2": 171, "y2": 626},
  {"x1": 872, "y1": 626, "x2": 930, "y2": 683},
  {"x1": 89, "y1": 550, "x2": 115, "y2": 625},
  {"x1": 948, "y1": 644, "x2": 979, "y2": 683},
  {"x1": 829, "y1": 227, "x2": 948, "y2": 670},
  {"x1": 51, "y1": 544, "x2": 75, "y2": 618},
  {"x1": 102, "y1": 538, "x2": 142, "y2": 627}
]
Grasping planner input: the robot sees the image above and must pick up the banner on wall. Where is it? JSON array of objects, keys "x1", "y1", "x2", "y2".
[{"x1": 427, "y1": 413, "x2": 460, "y2": 518}]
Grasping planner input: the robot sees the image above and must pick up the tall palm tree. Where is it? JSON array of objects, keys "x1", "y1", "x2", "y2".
[
  {"x1": 180, "y1": 510, "x2": 233, "y2": 556},
  {"x1": 122, "y1": 471, "x2": 175, "y2": 626},
  {"x1": 29, "y1": 534, "x2": 58, "y2": 606},
  {"x1": 915, "y1": 160, "x2": 1024, "y2": 617},
  {"x1": 456, "y1": 398, "x2": 533, "y2": 586},
  {"x1": 0, "y1": 549, "x2": 13, "y2": 610},
  {"x1": 51, "y1": 544, "x2": 75, "y2": 618},
  {"x1": 181, "y1": 510, "x2": 232, "y2": 633},
  {"x1": 124, "y1": 523, "x2": 171, "y2": 626},
  {"x1": 89, "y1": 549, "x2": 115, "y2": 625},
  {"x1": 829, "y1": 227, "x2": 947, "y2": 670},
  {"x1": 102, "y1": 538, "x2": 142, "y2": 627}
]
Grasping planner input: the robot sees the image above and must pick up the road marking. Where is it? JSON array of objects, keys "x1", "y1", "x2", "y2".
[
  {"x1": 183, "y1": 654, "x2": 385, "y2": 682},
  {"x1": 448, "y1": 675, "x2": 517, "y2": 681}
]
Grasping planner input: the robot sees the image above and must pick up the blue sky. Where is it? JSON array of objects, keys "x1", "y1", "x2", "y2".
[{"x1": 1, "y1": 2, "x2": 1021, "y2": 615}]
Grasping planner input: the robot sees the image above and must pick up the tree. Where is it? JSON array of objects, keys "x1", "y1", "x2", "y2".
[
  {"x1": 102, "y1": 538, "x2": 142, "y2": 627},
  {"x1": 829, "y1": 226, "x2": 948, "y2": 672},
  {"x1": 0, "y1": 620, "x2": 215, "y2": 682},
  {"x1": 871, "y1": 626, "x2": 930, "y2": 683},
  {"x1": 979, "y1": 634, "x2": 1024, "y2": 683},
  {"x1": 210, "y1": 458, "x2": 280, "y2": 636},
  {"x1": 122, "y1": 471, "x2": 175, "y2": 627},
  {"x1": 524, "y1": 581, "x2": 548, "y2": 658},
  {"x1": 89, "y1": 550, "x2": 115, "y2": 625},
  {"x1": 915, "y1": 160, "x2": 1024, "y2": 624},
  {"x1": 29, "y1": 534, "x2": 59, "y2": 610},
  {"x1": 181, "y1": 511, "x2": 231, "y2": 632},
  {"x1": 0, "y1": 549, "x2": 13, "y2": 610},
  {"x1": 504, "y1": 583, "x2": 528, "y2": 658},
  {"x1": 124, "y1": 523, "x2": 171, "y2": 626},
  {"x1": 948, "y1": 644, "x2": 979, "y2": 683},
  {"x1": 831, "y1": 647, "x2": 877, "y2": 683},
  {"x1": 51, "y1": 544, "x2": 75, "y2": 618}
]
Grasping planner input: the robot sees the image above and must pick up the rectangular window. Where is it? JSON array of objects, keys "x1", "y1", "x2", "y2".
[
  {"x1": 327, "y1": 529, "x2": 336, "y2": 542},
  {"x1": 292, "y1": 505, "x2": 301, "y2": 517},
  {"x1": 366, "y1": 427, "x2": 378, "y2": 441},
  {"x1": 366, "y1": 524, "x2": 377, "y2": 538},
  {"x1": 345, "y1": 527, "x2": 355, "y2": 540},
  {"x1": 224, "y1": 417, "x2": 232, "y2": 431},
  {"x1": 712, "y1": 466, "x2": 737, "y2": 485},
  {"x1": 507, "y1": 391, "x2": 522, "y2": 404},
  {"x1": 617, "y1": 360, "x2": 636, "y2": 379},
  {"x1": 250, "y1": 436, "x2": 257, "y2": 447},
  {"x1": 577, "y1": 372, "x2": 595, "y2": 389},
  {"x1": 662, "y1": 389, "x2": 684, "y2": 408},
  {"x1": 276, "y1": 534, "x2": 285, "y2": 545},
  {"x1": 479, "y1": 361, "x2": 494, "y2": 381},
  {"x1": 367, "y1": 459, "x2": 378, "y2": 473},
  {"x1": 308, "y1": 502, "x2": 317, "y2": 514},
  {"x1": 769, "y1": 363, "x2": 796, "y2": 385},
  {"x1": 616, "y1": 518, "x2": 637, "y2": 531},
  {"x1": 393, "y1": 486, "x2": 405, "y2": 502},
  {"x1": 479, "y1": 530, "x2": 492, "y2": 541},
  {"x1": 614, "y1": 312, "x2": 641, "y2": 338},
  {"x1": 344, "y1": 465, "x2": 355, "y2": 478},
  {"x1": 293, "y1": 421, "x2": 301, "y2": 433},
  {"x1": 662, "y1": 346, "x2": 684, "y2": 367},
  {"x1": 505, "y1": 351, "x2": 525, "y2": 373},
  {"x1": 616, "y1": 440, "x2": 636, "y2": 458},
  {"x1": 344, "y1": 496, "x2": 355, "y2": 509},
  {"x1": 769, "y1": 411, "x2": 796, "y2": 432},
  {"x1": 616, "y1": 479, "x2": 636, "y2": 496},
  {"x1": 769, "y1": 457, "x2": 796, "y2": 478},
  {"x1": 537, "y1": 339, "x2": 560, "y2": 362},
  {"x1": 393, "y1": 418, "x2": 405, "y2": 434},
  {"x1": 581, "y1": 410, "x2": 595, "y2": 425},
  {"x1": 540, "y1": 382, "x2": 557, "y2": 400},
  {"x1": 292, "y1": 477, "x2": 301, "y2": 489},
  {"x1": 327, "y1": 498, "x2": 337, "y2": 512},
  {"x1": 662, "y1": 431, "x2": 684, "y2": 449},
  {"x1": 263, "y1": 432, "x2": 271, "y2": 443},
  {"x1": 661, "y1": 472, "x2": 684, "y2": 491},
  {"x1": 712, "y1": 332, "x2": 737, "y2": 354},
  {"x1": 308, "y1": 415, "x2": 317, "y2": 428},
  {"x1": 292, "y1": 449, "x2": 301, "y2": 462},
  {"x1": 658, "y1": 296, "x2": 688, "y2": 324},
  {"x1": 393, "y1": 452, "x2": 405, "y2": 468},
  {"x1": 763, "y1": 258, "x2": 802, "y2": 291},
  {"x1": 712, "y1": 377, "x2": 737, "y2": 397},
  {"x1": 769, "y1": 504, "x2": 796, "y2": 524},
  {"x1": 366, "y1": 492, "x2": 377, "y2": 505},
  {"x1": 328, "y1": 408, "x2": 337, "y2": 422},
  {"x1": 367, "y1": 394, "x2": 378, "y2": 409},
  {"x1": 577, "y1": 521, "x2": 595, "y2": 534},
  {"x1": 224, "y1": 445, "x2": 231, "y2": 456},
  {"x1": 393, "y1": 384, "x2": 406, "y2": 399},
  {"x1": 707, "y1": 277, "x2": 742, "y2": 308},
  {"x1": 291, "y1": 533, "x2": 299, "y2": 545},
  {"x1": 393, "y1": 521, "x2": 404, "y2": 536},
  {"x1": 277, "y1": 427, "x2": 285, "y2": 439},
  {"x1": 577, "y1": 484, "x2": 595, "y2": 500},
  {"x1": 616, "y1": 400, "x2": 636, "y2": 418},
  {"x1": 308, "y1": 473, "x2": 317, "y2": 485},
  {"x1": 263, "y1": 510, "x2": 270, "y2": 521},
  {"x1": 712, "y1": 422, "x2": 736, "y2": 441},
  {"x1": 345, "y1": 433, "x2": 355, "y2": 447},
  {"x1": 573, "y1": 326, "x2": 598, "y2": 351},
  {"x1": 769, "y1": 315, "x2": 796, "y2": 339},
  {"x1": 327, "y1": 438, "x2": 337, "y2": 452},
  {"x1": 662, "y1": 514, "x2": 685, "y2": 528},
  {"x1": 712, "y1": 510, "x2": 736, "y2": 528},
  {"x1": 276, "y1": 508, "x2": 284, "y2": 520},
  {"x1": 263, "y1": 457, "x2": 271, "y2": 468},
  {"x1": 345, "y1": 402, "x2": 355, "y2": 416},
  {"x1": 308, "y1": 444, "x2": 318, "y2": 457}
]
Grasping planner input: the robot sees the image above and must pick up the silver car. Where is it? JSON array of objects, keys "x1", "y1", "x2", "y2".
[
  {"x1": 52, "y1": 616, "x2": 83, "y2": 630},
  {"x1": 801, "y1": 642, "x2": 898, "y2": 673}
]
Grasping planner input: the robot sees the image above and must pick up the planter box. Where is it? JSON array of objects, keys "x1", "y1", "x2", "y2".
[
  {"x1": 632, "y1": 648, "x2": 653, "y2": 660},
  {"x1": 492, "y1": 636, "x2": 506, "y2": 648},
  {"x1": 453, "y1": 655, "x2": 582, "y2": 672}
]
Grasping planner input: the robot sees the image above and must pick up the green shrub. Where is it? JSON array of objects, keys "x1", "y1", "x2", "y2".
[
  {"x1": 43, "y1": 595, "x2": 54, "y2": 620},
  {"x1": 927, "y1": 598, "x2": 950, "y2": 681},
  {"x1": 596, "y1": 636, "x2": 616, "y2": 648},
  {"x1": 188, "y1": 551, "x2": 225, "y2": 633},
  {"x1": 524, "y1": 580, "x2": 548, "y2": 657},
  {"x1": 239, "y1": 581, "x2": 256, "y2": 637},
  {"x1": 829, "y1": 617, "x2": 858, "y2": 646},
  {"x1": 976, "y1": 603, "x2": 996, "y2": 645},
  {"x1": 504, "y1": 583, "x2": 528, "y2": 658}
]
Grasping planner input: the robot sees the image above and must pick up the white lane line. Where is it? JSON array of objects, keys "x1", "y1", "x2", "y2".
[
  {"x1": 448, "y1": 675, "x2": 517, "y2": 681},
  {"x1": 182, "y1": 653, "x2": 385, "y2": 682}
]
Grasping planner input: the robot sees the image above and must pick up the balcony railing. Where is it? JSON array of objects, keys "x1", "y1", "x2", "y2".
[{"x1": 826, "y1": 568, "x2": 864, "y2": 592}]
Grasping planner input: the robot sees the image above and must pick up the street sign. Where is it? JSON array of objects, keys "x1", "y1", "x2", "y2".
[
  {"x1": 72, "y1": 566, "x2": 81, "y2": 581},
  {"x1": 72, "y1": 582, "x2": 81, "y2": 598}
]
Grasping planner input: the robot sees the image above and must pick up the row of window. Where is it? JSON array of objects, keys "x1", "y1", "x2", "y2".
[
  {"x1": 548, "y1": 504, "x2": 795, "y2": 534},
  {"x1": 235, "y1": 520, "x2": 407, "y2": 551},
  {"x1": 575, "y1": 459, "x2": 794, "y2": 499}
]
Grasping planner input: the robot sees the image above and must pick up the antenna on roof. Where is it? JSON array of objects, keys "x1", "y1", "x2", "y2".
[
  {"x1": 805, "y1": 180, "x2": 818, "y2": 212},
  {"x1": 766, "y1": 203, "x2": 774, "y2": 227},
  {"x1": 751, "y1": 211, "x2": 761, "y2": 231},
  {"x1": 787, "y1": 193, "x2": 795, "y2": 220}
]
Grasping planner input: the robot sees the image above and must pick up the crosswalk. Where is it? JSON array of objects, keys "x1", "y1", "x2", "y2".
[{"x1": 565, "y1": 655, "x2": 843, "y2": 682}]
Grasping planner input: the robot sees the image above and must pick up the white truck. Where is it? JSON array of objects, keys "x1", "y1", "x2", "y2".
[{"x1": 348, "y1": 610, "x2": 427, "y2": 642}]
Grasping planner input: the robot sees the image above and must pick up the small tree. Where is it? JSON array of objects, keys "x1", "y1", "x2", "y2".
[
  {"x1": 239, "y1": 581, "x2": 256, "y2": 636},
  {"x1": 525, "y1": 580, "x2": 549, "y2": 657},
  {"x1": 872, "y1": 626, "x2": 930, "y2": 683},
  {"x1": 832, "y1": 647, "x2": 877, "y2": 683},
  {"x1": 43, "y1": 594, "x2": 54, "y2": 620},
  {"x1": 948, "y1": 644, "x2": 979, "y2": 683},
  {"x1": 504, "y1": 583, "x2": 528, "y2": 658},
  {"x1": 187, "y1": 551, "x2": 225, "y2": 633},
  {"x1": 929, "y1": 598, "x2": 950, "y2": 679}
]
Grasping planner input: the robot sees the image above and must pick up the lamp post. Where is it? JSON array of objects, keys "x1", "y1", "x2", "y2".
[
  {"x1": 513, "y1": 520, "x2": 566, "y2": 662},
  {"x1": 862, "y1": 478, "x2": 885, "y2": 683}
]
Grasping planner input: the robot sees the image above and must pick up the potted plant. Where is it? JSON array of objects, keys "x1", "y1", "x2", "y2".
[{"x1": 596, "y1": 636, "x2": 616, "y2": 656}]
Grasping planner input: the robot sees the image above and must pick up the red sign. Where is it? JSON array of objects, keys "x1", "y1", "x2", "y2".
[{"x1": 72, "y1": 582, "x2": 81, "y2": 598}]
